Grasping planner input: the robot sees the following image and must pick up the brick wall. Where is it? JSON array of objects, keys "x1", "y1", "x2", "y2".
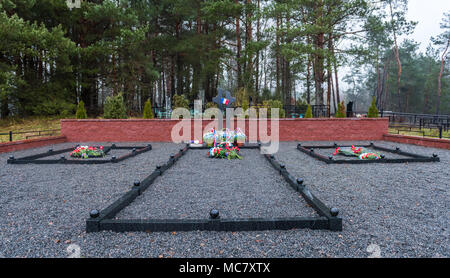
[
  {"x1": 383, "y1": 134, "x2": 450, "y2": 150},
  {"x1": 61, "y1": 118, "x2": 388, "y2": 142},
  {"x1": 6, "y1": 120, "x2": 449, "y2": 153},
  {"x1": 0, "y1": 136, "x2": 67, "y2": 154}
]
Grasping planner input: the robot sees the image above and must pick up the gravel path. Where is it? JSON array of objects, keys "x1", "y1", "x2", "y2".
[
  {"x1": 117, "y1": 149, "x2": 316, "y2": 219},
  {"x1": 0, "y1": 141, "x2": 448, "y2": 258},
  {"x1": 0, "y1": 142, "x2": 181, "y2": 257}
]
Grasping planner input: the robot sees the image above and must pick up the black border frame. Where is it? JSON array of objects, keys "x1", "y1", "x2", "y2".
[
  {"x1": 86, "y1": 143, "x2": 342, "y2": 233},
  {"x1": 297, "y1": 142, "x2": 440, "y2": 164},
  {"x1": 7, "y1": 144, "x2": 152, "y2": 164}
]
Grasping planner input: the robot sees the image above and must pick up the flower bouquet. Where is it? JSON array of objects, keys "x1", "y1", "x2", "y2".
[
  {"x1": 70, "y1": 146, "x2": 105, "y2": 159},
  {"x1": 359, "y1": 153, "x2": 381, "y2": 160},
  {"x1": 234, "y1": 128, "x2": 246, "y2": 146},
  {"x1": 209, "y1": 143, "x2": 242, "y2": 160},
  {"x1": 217, "y1": 128, "x2": 234, "y2": 145},
  {"x1": 333, "y1": 145, "x2": 382, "y2": 160},
  {"x1": 203, "y1": 129, "x2": 216, "y2": 147},
  {"x1": 333, "y1": 145, "x2": 366, "y2": 157}
]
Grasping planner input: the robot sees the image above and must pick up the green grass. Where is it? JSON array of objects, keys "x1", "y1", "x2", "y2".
[
  {"x1": 389, "y1": 127, "x2": 450, "y2": 139},
  {"x1": 0, "y1": 114, "x2": 144, "y2": 142},
  {"x1": 0, "y1": 116, "x2": 64, "y2": 143}
]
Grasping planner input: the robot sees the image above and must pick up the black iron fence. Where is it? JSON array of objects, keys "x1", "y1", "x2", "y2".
[
  {"x1": 0, "y1": 129, "x2": 61, "y2": 143},
  {"x1": 282, "y1": 105, "x2": 330, "y2": 118},
  {"x1": 383, "y1": 111, "x2": 450, "y2": 129},
  {"x1": 388, "y1": 125, "x2": 449, "y2": 139},
  {"x1": 381, "y1": 111, "x2": 450, "y2": 139},
  {"x1": 151, "y1": 104, "x2": 331, "y2": 119}
]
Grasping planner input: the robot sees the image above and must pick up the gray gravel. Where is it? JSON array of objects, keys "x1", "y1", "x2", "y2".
[
  {"x1": 117, "y1": 149, "x2": 316, "y2": 219},
  {"x1": 36, "y1": 145, "x2": 136, "y2": 161},
  {"x1": 0, "y1": 141, "x2": 448, "y2": 258},
  {"x1": 311, "y1": 145, "x2": 411, "y2": 160}
]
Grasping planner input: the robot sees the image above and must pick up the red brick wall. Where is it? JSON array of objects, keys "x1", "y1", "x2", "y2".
[
  {"x1": 61, "y1": 118, "x2": 388, "y2": 142},
  {"x1": 383, "y1": 134, "x2": 450, "y2": 150},
  {"x1": 0, "y1": 136, "x2": 67, "y2": 154}
]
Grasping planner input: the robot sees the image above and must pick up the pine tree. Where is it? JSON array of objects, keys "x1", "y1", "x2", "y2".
[
  {"x1": 172, "y1": 94, "x2": 189, "y2": 110},
  {"x1": 104, "y1": 94, "x2": 127, "y2": 119},
  {"x1": 336, "y1": 101, "x2": 346, "y2": 118},
  {"x1": 0, "y1": 0, "x2": 434, "y2": 118},
  {"x1": 368, "y1": 96, "x2": 379, "y2": 118},
  {"x1": 305, "y1": 104, "x2": 313, "y2": 118},
  {"x1": 143, "y1": 99, "x2": 154, "y2": 119},
  {"x1": 75, "y1": 101, "x2": 87, "y2": 119},
  {"x1": 269, "y1": 100, "x2": 285, "y2": 118}
]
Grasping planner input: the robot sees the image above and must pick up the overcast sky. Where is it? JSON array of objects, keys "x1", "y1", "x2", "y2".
[
  {"x1": 336, "y1": 1, "x2": 449, "y2": 101},
  {"x1": 404, "y1": 0, "x2": 450, "y2": 52}
]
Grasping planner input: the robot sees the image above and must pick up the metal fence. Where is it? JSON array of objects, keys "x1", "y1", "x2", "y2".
[
  {"x1": 383, "y1": 111, "x2": 450, "y2": 129},
  {"x1": 0, "y1": 129, "x2": 61, "y2": 143},
  {"x1": 388, "y1": 125, "x2": 449, "y2": 139},
  {"x1": 151, "y1": 104, "x2": 331, "y2": 119},
  {"x1": 382, "y1": 111, "x2": 450, "y2": 139}
]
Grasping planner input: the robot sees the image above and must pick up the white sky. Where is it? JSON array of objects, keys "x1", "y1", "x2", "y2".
[
  {"x1": 339, "y1": 1, "x2": 449, "y2": 97},
  {"x1": 403, "y1": 0, "x2": 450, "y2": 53}
]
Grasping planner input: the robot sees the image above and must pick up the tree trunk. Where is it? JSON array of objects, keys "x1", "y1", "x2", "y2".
[
  {"x1": 276, "y1": 15, "x2": 281, "y2": 96},
  {"x1": 313, "y1": 0, "x2": 325, "y2": 105},
  {"x1": 176, "y1": 19, "x2": 183, "y2": 95},
  {"x1": 437, "y1": 39, "x2": 449, "y2": 115},
  {"x1": 331, "y1": 71, "x2": 337, "y2": 114},
  {"x1": 255, "y1": 0, "x2": 261, "y2": 95},
  {"x1": 376, "y1": 50, "x2": 381, "y2": 106},
  {"x1": 331, "y1": 39, "x2": 341, "y2": 105},
  {"x1": 327, "y1": 35, "x2": 333, "y2": 115},
  {"x1": 246, "y1": 0, "x2": 253, "y2": 74},
  {"x1": 192, "y1": 8, "x2": 202, "y2": 100},
  {"x1": 327, "y1": 68, "x2": 331, "y2": 115},
  {"x1": 236, "y1": 0, "x2": 242, "y2": 88},
  {"x1": 306, "y1": 55, "x2": 312, "y2": 104},
  {"x1": 379, "y1": 57, "x2": 391, "y2": 111},
  {"x1": 389, "y1": 1, "x2": 403, "y2": 112},
  {"x1": 423, "y1": 59, "x2": 433, "y2": 114},
  {"x1": 384, "y1": 69, "x2": 390, "y2": 111}
]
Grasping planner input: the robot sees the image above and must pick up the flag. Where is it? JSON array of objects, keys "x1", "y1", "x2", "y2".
[{"x1": 221, "y1": 98, "x2": 230, "y2": 105}]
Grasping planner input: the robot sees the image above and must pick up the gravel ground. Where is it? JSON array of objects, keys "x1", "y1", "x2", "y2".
[
  {"x1": 35, "y1": 145, "x2": 137, "y2": 161},
  {"x1": 0, "y1": 141, "x2": 448, "y2": 258},
  {"x1": 117, "y1": 149, "x2": 316, "y2": 219},
  {"x1": 310, "y1": 145, "x2": 411, "y2": 160}
]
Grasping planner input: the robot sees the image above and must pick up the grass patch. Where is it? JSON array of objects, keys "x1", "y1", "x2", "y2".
[
  {"x1": 0, "y1": 115, "x2": 144, "y2": 142},
  {"x1": 389, "y1": 127, "x2": 450, "y2": 139},
  {"x1": 0, "y1": 116, "x2": 65, "y2": 143}
]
